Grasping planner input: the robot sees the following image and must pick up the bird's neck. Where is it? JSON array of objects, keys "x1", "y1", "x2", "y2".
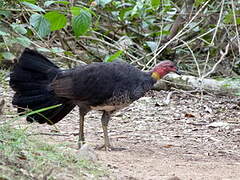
[{"x1": 151, "y1": 71, "x2": 161, "y2": 80}]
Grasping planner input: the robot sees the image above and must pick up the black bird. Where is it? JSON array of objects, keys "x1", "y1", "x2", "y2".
[{"x1": 10, "y1": 48, "x2": 179, "y2": 150}]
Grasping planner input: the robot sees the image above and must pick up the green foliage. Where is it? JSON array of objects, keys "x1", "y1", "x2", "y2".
[
  {"x1": 72, "y1": 9, "x2": 92, "y2": 37},
  {"x1": 0, "y1": 30, "x2": 9, "y2": 36},
  {"x1": 21, "y1": 1, "x2": 45, "y2": 12},
  {"x1": 104, "y1": 50, "x2": 123, "y2": 62},
  {"x1": 70, "y1": 6, "x2": 81, "y2": 16},
  {"x1": 18, "y1": 1, "x2": 93, "y2": 38},
  {"x1": 30, "y1": 13, "x2": 50, "y2": 38},
  {"x1": 15, "y1": 36, "x2": 32, "y2": 47},
  {"x1": 44, "y1": 11, "x2": 67, "y2": 31},
  {"x1": 145, "y1": 41, "x2": 158, "y2": 52},
  {"x1": 0, "y1": 0, "x2": 240, "y2": 76},
  {"x1": 96, "y1": 0, "x2": 113, "y2": 7},
  {"x1": 10, "y1": 23, "x2": 27, "y2": 34},
  {"x1": 194, "y1": 0, "x2": 209, "y2": 6},
  {"x1": 0, "y1": 123, "x2": 106, "y2": 179},
  {"x1": 224, "y1": 11, "x2": 240, "y2": 25},
  {"x1": 22, "y1": 104, "x2": 62, "y2": 117},
  {"x1": 44, "y1": 0, "x2": 70, "y2": 7},
  {"x1": 1, "y1": 52, "x2": 15, "y2": 60},
  {"x1": 151, "y1": 0, "x2": 160, "y2": 9},
  {"x1": 0, "y1": 24, "x2": 32, "y2": 59},
  {"x1": 19, "y1": 0, "x2": 37, "y2": 4}
]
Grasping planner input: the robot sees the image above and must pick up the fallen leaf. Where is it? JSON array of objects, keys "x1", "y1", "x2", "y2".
[{"x1": 185, "y1": 113, "x2": 195, "y2": 118}]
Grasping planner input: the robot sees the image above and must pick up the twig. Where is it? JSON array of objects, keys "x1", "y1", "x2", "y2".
[
  {"x1": 144, "y1": 0, "x2": 211, "y2": 69},
  {"x1": 66, "y1": 35, "x2": 139, "y2": 61},
  {"x1": 178, "y1": 39, "x2": 201, "y2": 77},
  {"x1": 56, "y1": 31, "x2": 72, "y2": 52},
  {"x1": 28, "y1": 132, "x2": 81, "y2": 136},
  {"x1": 231, "y1": 0, "x2": 240, "y2": 55},
  {"x1": 173, "y1": 28, "x2": 215, "y2": 50},
  {"x1": 43, "y1": 168, "x2": 54, "y2": 180},
  {"x1": 203, "y1": 51, "x2": 210, "y2": 76},
  {"x1": 0, "y1": 99, "x2": 5, "y2": 115},
  {"x1": 210, "y1": 0, "x2": 225, "y2": 46},
  {"x1": 162, "y1": 0, "x2": 194, "y2": 43},
  {"x1": 163, "y1": 91, "x2": 176, "y2": 105},
  {"x1": 202, "y1": 43, "x2": 230, "y2": 79}
]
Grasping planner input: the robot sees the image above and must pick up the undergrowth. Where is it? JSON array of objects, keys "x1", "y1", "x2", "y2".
[
  {"x1": 0, "y1": 69, "x2": 8, "y2": 89},
  {"x1": 0, "y1": 121, "x2": 106, "y2": 179}
]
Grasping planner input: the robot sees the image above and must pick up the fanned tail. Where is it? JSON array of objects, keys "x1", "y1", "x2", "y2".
[{"x1": 10, "y1": 48, "x2": 75, "y2": 124}]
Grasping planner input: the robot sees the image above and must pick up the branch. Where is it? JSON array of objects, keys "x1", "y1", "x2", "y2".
[
  {"x1": 162, "y1": 0, "x2": 194, "y2": 43},
  {"x1": 202, "y1": 43, "x2": 229, "y2": 79},
  {"x1": 145, "y1": 0, "x2": 211, "y2": 69}
]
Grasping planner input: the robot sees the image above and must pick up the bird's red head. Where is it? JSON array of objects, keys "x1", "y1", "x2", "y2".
[{"x1": 151, "y1": 60, "x2": 179, "y2": 80}]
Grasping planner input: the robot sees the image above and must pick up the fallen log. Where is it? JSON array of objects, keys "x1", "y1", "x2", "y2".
[{"x1": 153, "y1": 73, "x2": 240, "y2": 96}]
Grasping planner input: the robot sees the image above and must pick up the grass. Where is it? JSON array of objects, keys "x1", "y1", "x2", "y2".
[
  {"x1": 0, "y1": 67, "x2": 108, "y2": 179},
  {"x1": 0, "y1": 121, "x2": 107, "y2": 180},
  {"x1": 0, "y1": 69, "x2": 8, "y2": 89}
]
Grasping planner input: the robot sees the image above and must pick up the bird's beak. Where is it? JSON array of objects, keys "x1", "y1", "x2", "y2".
[{"x1": 175, "y1": 68, "x2": 181, "y2": 75}]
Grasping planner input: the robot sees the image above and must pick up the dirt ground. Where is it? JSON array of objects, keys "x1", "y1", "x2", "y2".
[{"x1": 5, "y1": 91, "x2": 240, "y2": 180}]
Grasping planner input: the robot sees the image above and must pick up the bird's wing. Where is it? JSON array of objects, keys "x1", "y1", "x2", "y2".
[
  {"x1": 52, "y1": 63, "x2": 122, "y2": 106},
  {"x1": 51, "y1": 70, "x2": 76, "y2": 99}
]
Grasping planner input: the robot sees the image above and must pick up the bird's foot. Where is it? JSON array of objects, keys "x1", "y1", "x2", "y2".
[
  {"x1": 78, "y1": 140, "x2": 85, "y2": 149},
  {"x1": 96, "y1": 144, "x2": 126, "y2": 151},
  {"x1": 96, "y1": 144, "x2": 113, "y2": 151}
]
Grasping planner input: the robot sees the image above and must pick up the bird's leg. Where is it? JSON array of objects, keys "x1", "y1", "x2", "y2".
[
  {"x1": 99, "y1": 111, "x2": 112, "y2": 151},
  {"x1": 78, "y1": 110, "x2": 85, "y2": 149}
]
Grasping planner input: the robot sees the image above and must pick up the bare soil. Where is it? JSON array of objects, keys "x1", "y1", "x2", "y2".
[{"x1": 4, "y1": 91, "x2": 240, "y2": 180}]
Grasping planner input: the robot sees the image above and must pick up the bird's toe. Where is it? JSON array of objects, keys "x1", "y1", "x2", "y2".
[
  {"x1": 96, "y1": 144, "x2": 113, "y2": 151},
  {"x1": 78, "y1": 141, "x2": 85, "y2": 149}
]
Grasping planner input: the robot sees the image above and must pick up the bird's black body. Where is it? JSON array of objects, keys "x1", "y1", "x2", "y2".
[
  {"x1": 10, "y1": 49, "x2": 156, "y2": 124},
  {"x1": 10, "y1": 48, "x2": 178, "y2": 150},
  {"x1": 53, "y1": 61, "x2": 156, "y2": 111}
]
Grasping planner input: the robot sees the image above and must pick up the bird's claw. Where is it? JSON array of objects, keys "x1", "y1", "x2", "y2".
[
  {"x1": 78, "y1": 140, "x2": 85, "y2": 149},
  {"x1": 96, "y1": 144, "x2": 113, "y2": 151}
]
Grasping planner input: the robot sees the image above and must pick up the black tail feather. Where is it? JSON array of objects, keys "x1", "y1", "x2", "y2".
[{"x1": 10, "y1": 48, "x2": 75, "y2": 124}]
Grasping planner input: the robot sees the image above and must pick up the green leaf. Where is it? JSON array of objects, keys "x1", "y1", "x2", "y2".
[
  {"x1": 194, "y1": 0, "x2": 208, "y2": 6},
  {"x1": 237, "y1": 18, "x2": 240, "y2": 25},
  {"x1": 30, "y1": 14, "x2": 51, "y2": 38},
  {"x1": 224, "y1": 12, "x2": 240, "y2": 25},
  {"x1": 224, "y1": 12, "x2": 233, "y2": 24},
  {"x1": 72, "y1": 9, "x2": 92, "y2": 37},
  {"x1": 15, "y1": 37, "x2": 31, "y2": 47},
  {"x1": 70, "y1": 7, "x2": 96, "y2": 17},
  {"x1": 44, "y1": 0, "x2": 55, "y2": 7},
  {"x1": 0, "y1": 10, "x2": 11, "y2": 17},
  {"x1": 104, "y1": 50, "x2": 123, "y2": 62},
  {"x1": 95, "y1": 0, "x2": 112, "y2": 7},
  {"x1": 24, "y1": 104, "x2": 62, "y2": 117},
  {"x1": 44, "y1": 11, "x2": 67, "y2": 31},
  {"x1": 44, "y1": 0, "x2": 70, "y2": 7},
  {"x1": 70, "y1": 6, "x2": 81, "y2": 16},
  {"x1": 11, "y1": 23, "x2": 27, "y2": 34},
  {"x1": 51, "y1": 47, "x2": 64, "y2": 53},
  {"x1": 20, "y1": 0, "x2": 37, "y2": 4},
  {"x1": 0, "y1": 30, "x2": 10, "y2": 36},
  {"x1": 119, "y1": 7, "x2": 132, "y2": 20},
  {"x1": 36, "y1": 47, "x2": 51, "y2": 52},
  {"x1": 145, "y1": 41, "x2": 158, "y2": 52},
  {"x1": 22, "y1": 2, "x2": 45, "y2": 12},
  {"x1": 1, "y1": 52, "x2": 15, "y2": 60},
  {"x1": 151, "y1": 0, "x2": 160, "y2": 9}
]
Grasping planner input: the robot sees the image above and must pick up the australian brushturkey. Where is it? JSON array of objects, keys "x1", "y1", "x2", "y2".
[{"x1": 10, "y1": 48, "x2": 179, "y2": 150}]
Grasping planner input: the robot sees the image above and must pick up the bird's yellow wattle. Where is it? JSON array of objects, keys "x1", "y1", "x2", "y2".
[{"x1": 151, "y1": 72, "x2": 161, "y2": 80}]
